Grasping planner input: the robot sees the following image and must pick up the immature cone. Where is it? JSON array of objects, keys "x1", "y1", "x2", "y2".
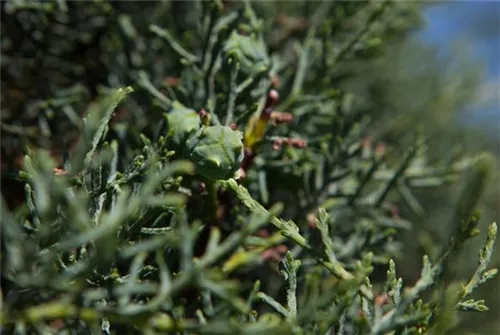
[
  {"x1": 165, "y1": 101, "x2": 201, "y2": 147},
  {"x1": 223, "y1": 31, "x2": 270, "y2": 75},
  {"x1": 187, "y1": 126, "x2": 244, "y2": 181}
]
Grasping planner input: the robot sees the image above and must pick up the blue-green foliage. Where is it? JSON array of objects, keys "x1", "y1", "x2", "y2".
[{"x1": 0, "y1": 1, "x2": 497, "y2": 334}]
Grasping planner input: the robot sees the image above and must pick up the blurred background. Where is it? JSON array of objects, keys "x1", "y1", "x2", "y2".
[
  {"x1": 418, "y1": 1, "x2": 499, "y2": 126},
  {"x1": 334, "y1": 2, "x2": 500, "y2": 330},
  {"x1": 406, "y1": 2, "x2": 500, "y2": 333}
]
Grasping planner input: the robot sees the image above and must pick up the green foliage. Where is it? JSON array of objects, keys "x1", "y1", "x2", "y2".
[{"x1": 1, "y1": 1, "x2": 498, "y2": 334}]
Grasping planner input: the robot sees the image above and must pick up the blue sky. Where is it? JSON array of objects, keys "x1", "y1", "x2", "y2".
[{"x1": 416, "y1": 1, "x2": 499, "y2": 125}]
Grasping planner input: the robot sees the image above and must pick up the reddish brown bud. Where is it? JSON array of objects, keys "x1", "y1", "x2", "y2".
[
  {"x1": 261, "y1": 249, "x2": 281, "y2": 262},
  {"x1": 270, "y1": 111, "x2": 293, "y2": 125},
  {"x1": 53, "y1": 168, "x2": 68, "y2": 176},
  {"x1": 199, "y1": 109, "x2": 208, "y2": 118},
  {"x1": 244, "y1": 147, "x2": 253, "y2": 157},
  {"x1": 273, "y1": 137, "x2": 307, "y2": 150},
  {"x1": 295, "y1": 139, "x2": 307, "y2": 148},
  {"x1": 307, "y1": 212, "x2": 317, "y2": 228},
  {"x1": 198, "y1": 182, "x2": 206, "y2": 193},
  {"x1": 261, "y1": 107, "x2": 273, "y2": 120},
  {"x1": 374, "y1": 293, "x2": 389, "y2": 306},
  {"x1": 261, "y1": 245, "x2": 287, "y2": 262},
  {"x1": 272, "y1": 137, "x2": 283, "y2": 151},
  {"x1": 199, "y1": 108, "x2": 210, "y2": 126},
  {"x1": 285, "y1": 138, "x2": 307, "y2": 149},
  {"x1": 237, "y1": 167, "x2": 247, "y2": 179},
  {"x1": 229, "y1": 123, "x2": 237, "y2": 130},
  {"x1": 275, "y1": 244, "x2": 288, "y2": 254},
  {"x1": 265, "y1": 89, "x2": 279, "y2": 108}
]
